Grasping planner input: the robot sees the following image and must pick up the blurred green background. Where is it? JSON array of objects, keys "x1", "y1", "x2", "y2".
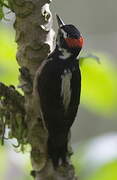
[{"x1": 0, "y1": 0, "x2": 117, "y2": 179}]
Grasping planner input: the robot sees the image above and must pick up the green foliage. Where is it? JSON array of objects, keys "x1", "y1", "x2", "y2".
[
  {"x1": 0, "y1": 145, "x2": 32, "y2": 180},
  {"x1": 0, "y1": 0, "x2": 9, "y2": 7},
  {"x1": 0, "y1": 2, "x2": 4, "y2": 19},
  {"x1": 73, "y1": 151, "x2": 117, "y2": 180},
  {"x1": 80, "y1": 54, "x2": 117, "y2": 115},
  {"x1": 86, "y1": 161, "x2": 117, "y2": 180},
  {"x1": 72, "y1": 134, "x2": 117, "y2": 180},
  {"x1": 0, "y1": 0, "x2": 9, "y2": 20},
  {"x1": 0, "y1": 26, "x2": 19, "y2": 85}
]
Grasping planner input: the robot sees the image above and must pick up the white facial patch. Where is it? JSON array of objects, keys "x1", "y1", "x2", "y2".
[
  {"x1": 59, "y1": 48, "x2": 71, "y2": 59},
  {"x1": 61, "y1": 69, "x2": 72, "y2": 112},
  {"x1": 57, "y1": 29, "x2": 71, "y2": 59}
]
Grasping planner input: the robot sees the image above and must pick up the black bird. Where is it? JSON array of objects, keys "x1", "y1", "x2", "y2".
[{"x1": 36, "y1": 15, "x2": 84, "y2": 167}]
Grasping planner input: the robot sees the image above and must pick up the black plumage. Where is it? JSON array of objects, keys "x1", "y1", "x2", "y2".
[{"x1": 36, "y1": 15, "x2": 83, "y2": 167}]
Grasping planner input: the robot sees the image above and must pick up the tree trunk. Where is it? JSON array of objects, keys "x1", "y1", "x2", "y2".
[{"x1": 4, "y1": 0, "x2": 78, "y2": 179}]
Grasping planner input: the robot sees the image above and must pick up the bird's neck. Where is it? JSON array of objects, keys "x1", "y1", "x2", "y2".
[{"x1": 54, "y1": 45, "x2": 80, "y2": 60}]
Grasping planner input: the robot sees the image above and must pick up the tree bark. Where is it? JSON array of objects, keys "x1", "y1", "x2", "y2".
[{"x1": 0, "y1": 0, "x2": 78, "y2": 179}]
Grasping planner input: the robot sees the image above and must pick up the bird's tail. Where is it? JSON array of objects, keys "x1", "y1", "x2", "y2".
[{"x1": 48, "y1": 132, "x2": 68, "y2": 167}]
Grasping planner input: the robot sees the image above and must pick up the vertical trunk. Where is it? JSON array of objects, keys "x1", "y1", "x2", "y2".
[{"x1": 8, "y1": 0, "x2": 78, "y2": 179}]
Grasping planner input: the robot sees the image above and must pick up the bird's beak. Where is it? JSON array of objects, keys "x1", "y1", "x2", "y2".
[{"x1": 56, "y1": 14, "x2": 65, "y2": 27}]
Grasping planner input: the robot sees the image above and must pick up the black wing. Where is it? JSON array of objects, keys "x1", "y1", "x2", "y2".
[
  {"x1": 37, "y1": 60, "x2": 65, "y2": 133},
  {"x1": 37, "y1": 60, "x2": 81, "y2": 165}
]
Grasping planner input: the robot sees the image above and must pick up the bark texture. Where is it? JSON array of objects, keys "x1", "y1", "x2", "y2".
[{"x1": 0, "y1": 0, "x2": 78, "y2": 179}]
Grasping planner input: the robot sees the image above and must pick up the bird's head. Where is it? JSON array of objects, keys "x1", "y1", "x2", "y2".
[{"x1": 56, "y1": 15, "x2": 84, "y2": 56}]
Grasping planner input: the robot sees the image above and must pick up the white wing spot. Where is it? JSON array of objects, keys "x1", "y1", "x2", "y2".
[{"x1": 61, "y1": 70, "x2": 72, "y2": 112}]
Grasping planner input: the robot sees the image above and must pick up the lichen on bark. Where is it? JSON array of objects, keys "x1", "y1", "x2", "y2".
[{"x1": 0, "y1": 0, "x2": 78, "y2": 179}]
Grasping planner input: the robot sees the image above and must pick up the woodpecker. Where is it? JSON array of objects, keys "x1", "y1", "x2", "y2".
[{"x1": 36, "y1": 15, "x2": 84, "y2": 167}]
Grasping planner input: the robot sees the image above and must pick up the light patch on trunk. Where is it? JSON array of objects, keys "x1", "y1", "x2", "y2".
[{"x1": 61, "y1": 70, "x2": 72, "y2": 112}]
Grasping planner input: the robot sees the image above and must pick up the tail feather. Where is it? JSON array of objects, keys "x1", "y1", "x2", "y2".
[{"x1": 48, "y1": 134, "x2": 68, "y2": 167}]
